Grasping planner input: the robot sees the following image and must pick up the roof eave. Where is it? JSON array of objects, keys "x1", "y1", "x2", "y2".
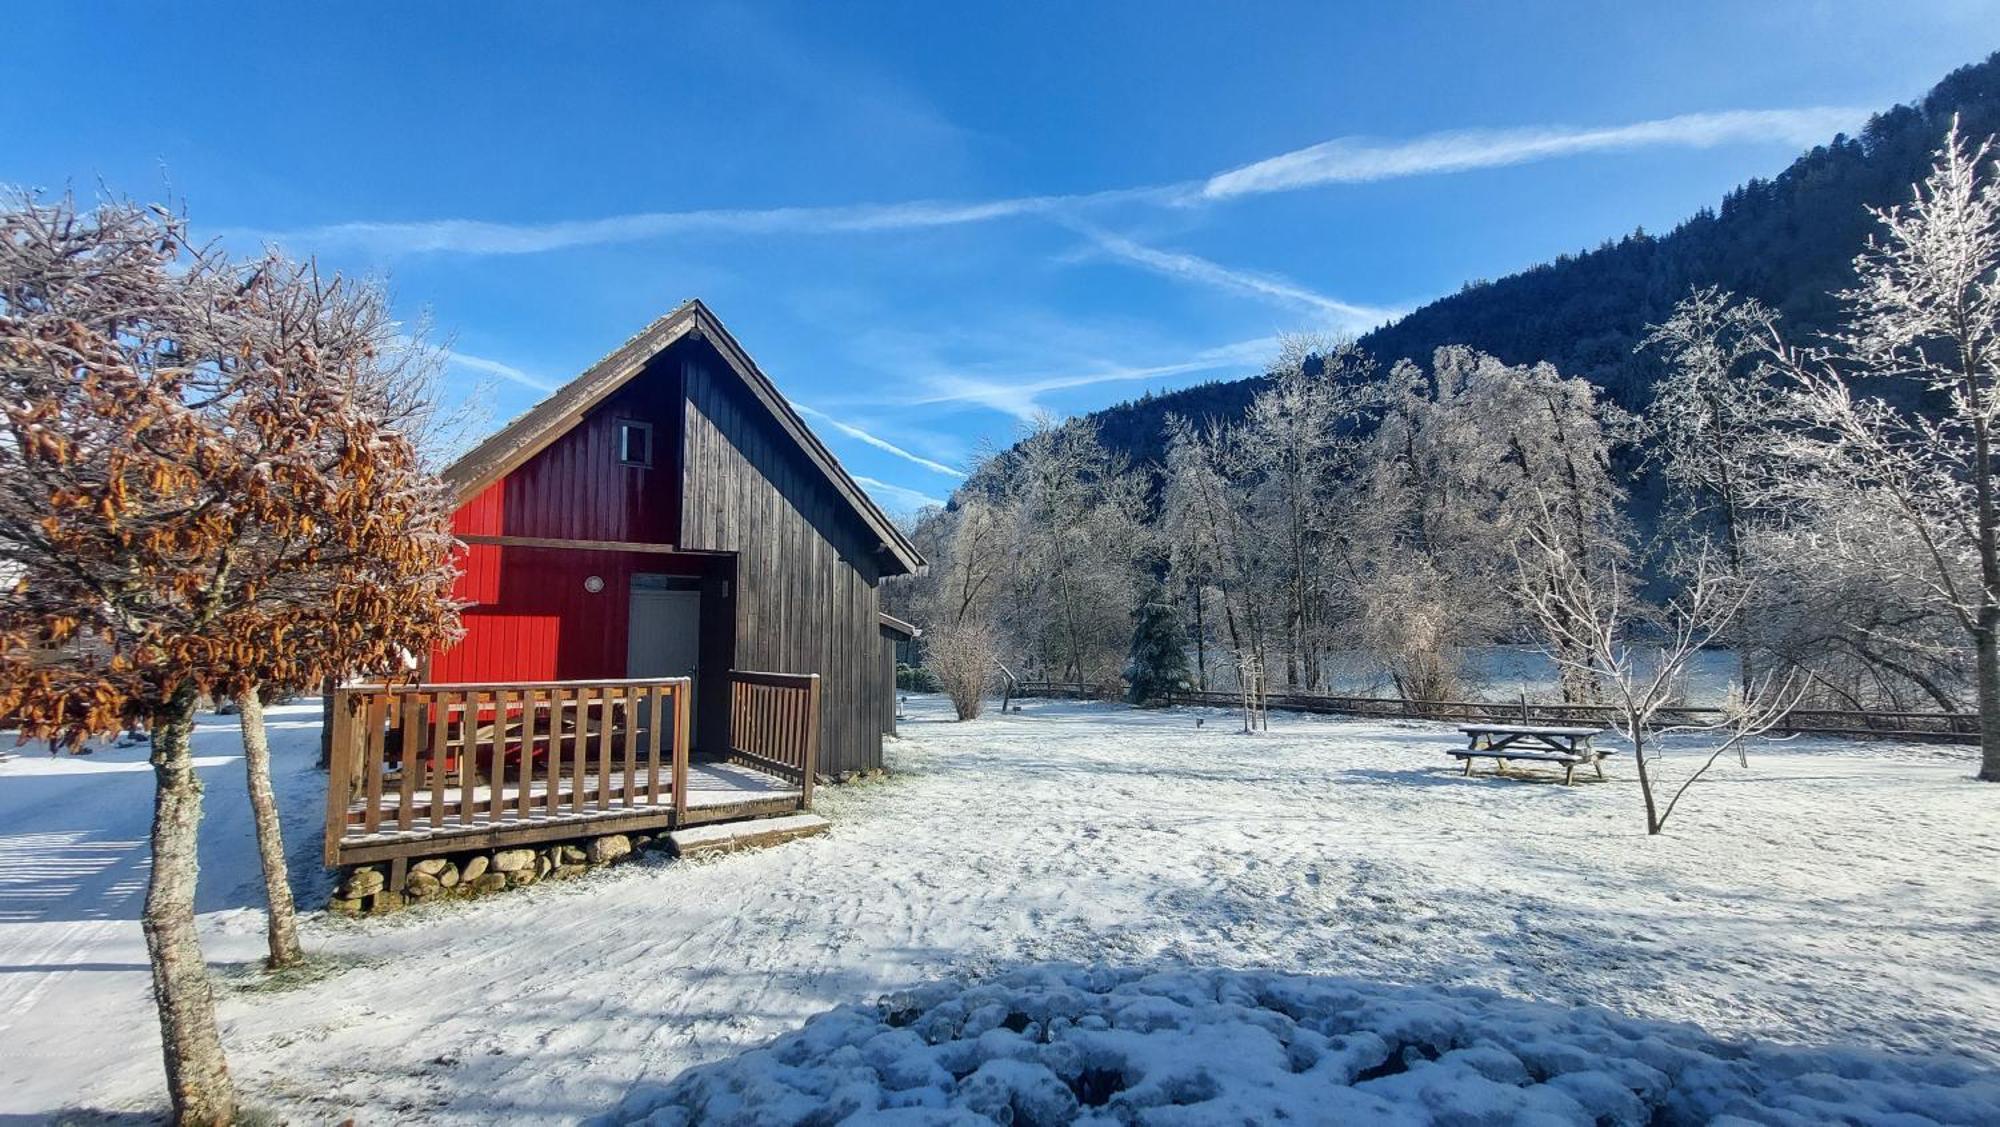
[{"x1": 439, "y1": 299, "x2": 928, "y2": 578}]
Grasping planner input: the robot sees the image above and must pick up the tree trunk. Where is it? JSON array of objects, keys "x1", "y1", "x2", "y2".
[
  {"x1": 1626, "y1": 708, "x2": 1665, "y2": 835},
  {"x1": 237, "y1": 687, "x2": 304, "y2": 969},
  {"x1": 1976, "y1": 622, "x2": 2000, "y2": 782},
  {"x1": 317, "y1": 674, "x2": 335, "y2": 769},
  {"x1": 144, "y1": 687, "x2": 238, "y2": 1124},
  {"x1": 1192, "y1": 583, "x2": 1208, "y2": 693}
]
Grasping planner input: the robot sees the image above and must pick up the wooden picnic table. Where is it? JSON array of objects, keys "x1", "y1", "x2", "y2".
[{"x1": 1454, "y1": 723, "x2": 1608, "y2": 785}]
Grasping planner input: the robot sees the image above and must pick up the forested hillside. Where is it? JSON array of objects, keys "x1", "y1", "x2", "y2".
[
  {"x1": 897, "y1": 48, "x2": 2000, "y2": 739},
  {"x1": 1073, "y1": 51, "x2": 2000, "y2": 473}
]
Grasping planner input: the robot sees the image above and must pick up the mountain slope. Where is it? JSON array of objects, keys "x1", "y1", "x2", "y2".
[{"x1": 1077, "y1": 51, "x2": 2000, "y2": 474}]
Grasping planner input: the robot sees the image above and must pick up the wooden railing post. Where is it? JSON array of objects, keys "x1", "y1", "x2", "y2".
[
  {"x1": 395, "y1": 697, "x2": 419, "y2": 832},
  {"x1": 361, "y1": 693, "x2": 388, "y2": 835},
  {"x1": 595, "y1": 685, "x2": 614, "y2": 813},
  {"x1": 621, "y1": 684, "x2": 638, "y2": 810},
  {"x1": 457, "y1": 691, "x2": 476, "y2": 826},
  {"x1": 548, "y1": 686, "x2": 568, "y2": 818},
  {"x1": 520, "y1": 688, "x2": 539, "y2": 819},
  {"x1": 427, "y1": 694, "x2": 447, "y2": 831},
  {"x1": 569, "y1": 687, "x2": 587, "y2": 815},
  {"x1": 646, "y1": 684, "x2": 664, "y2": 807},
  {"x1": 323, "y1": 687, "x2": 357, "y2": 867},
  {"x1": 489, "y1": 689, "x2": 510, "y2": 825},
  {"x1": 672, "y1": 679, "x2": 691, "y2": 820},
  {"x1": 802, "y1": 673, "x2": 820, "y2": 809}
]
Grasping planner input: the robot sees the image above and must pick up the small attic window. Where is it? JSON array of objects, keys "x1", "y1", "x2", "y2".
[{"x1": 618, "y1": 420, "x2": 653, "y2": 467}]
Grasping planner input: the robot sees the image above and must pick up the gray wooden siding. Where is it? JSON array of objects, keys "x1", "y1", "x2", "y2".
[
  {"x1": 879, "y1": 630, "x2": 899, "y2": 737},
  {"x1": 677, "y1": 346, "x2": 888, "y2": 777}
]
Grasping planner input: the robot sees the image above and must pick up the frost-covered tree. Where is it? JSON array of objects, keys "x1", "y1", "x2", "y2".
[
  {"x1": 926, "y1": 619, "x2": 997, "y2": 721},
  {"x1": 214, "y1": 255, "x2": 463, "y2": 971},
  {"x1": 1125, "y1": 584, "x2": 1193, "y2": 706},
  {"x1": 987, "y1": 417, "x2": 1146, "y2": 686},
  {"x1": 897, "y1": 496, "x2": 1009, "y2": 719},
  {"x1": 1520, "y1": 534, "x2": 1798, "y2": 835},
  {"x1": 1342, "y1": 357, "x2": 1490, "y2": 701},
  {"x1": 0, "y1": 196, "x2": 462, "y2": 1120},
  {"x1": 1160, "y1": 413, "x2": 1272, "y2": 687},
  {"x1": 1640, "y1": 288, "x2": 1781, "y2": 571},
  {"x1": 1239, "y1": 334, "x2": 1372, "y2": 689},
  {"x1": 1740, "y1": 515, "x2": 1969, "y2": 711},
  {"x1": 1762, "y1": 124, "x2": 2000, "y2": 780},
  {"x1": 1343, "y1": 348, "x2": 1629, "y2": 703},
  {"x1": 1448, "y1": 349, "x2": 1631, "y2": 701},
  {"x1": 1639, "y1": 287, "x2": 1781, "y2": 685}
]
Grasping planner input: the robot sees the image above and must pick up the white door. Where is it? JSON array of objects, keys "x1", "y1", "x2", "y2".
[
  {"x1": 628, "y1": 586, "x2": 700, "y2": 759},
  {"x1": 627, "y1": 587, "x2": 701, "y2": 680}
]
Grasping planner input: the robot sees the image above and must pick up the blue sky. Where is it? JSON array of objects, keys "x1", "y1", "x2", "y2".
[{"x1": 7, "y1": 2, "x2": 1996, "y2": 514}]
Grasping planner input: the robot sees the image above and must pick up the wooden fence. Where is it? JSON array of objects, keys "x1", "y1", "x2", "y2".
[
  {"x1": 325, "y1": 677, "x2": 691, "y2": 865},
  {"x1": 1012, "y1": 681, "x2": 1978, "y2": 743},
  {"x1": 727, "y1": 670, "x2": 820, "y2": 807}
]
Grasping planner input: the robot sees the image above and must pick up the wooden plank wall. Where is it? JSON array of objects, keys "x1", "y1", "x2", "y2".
[
  {"x1": 678, "y1": 346, "x2": 890, "y2": 777},
  {"x1": 482, "y1": 373, "x2": 682, "y2": 544},
  {"x1": 879, "y1": 629, "x2": 898, "y2": 737}
]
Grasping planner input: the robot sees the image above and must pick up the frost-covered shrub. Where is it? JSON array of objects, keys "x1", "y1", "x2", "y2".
[
  {"x1": 603, "y1": 965, "x2": 2000, "y2": 1126},
  {"x1": 927, "y1": 622, "x2": 996, "y2": 721}
]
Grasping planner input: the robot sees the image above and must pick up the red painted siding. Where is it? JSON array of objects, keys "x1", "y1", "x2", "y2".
[
  {"x1": 433, "y1": 547, "x2": 631, "y2": 681},
  {"x1": 453, "y1": 481, "x2": 504, "y2": 537},
  {"x1": 498, "y1": 373, "x2": 681, "y2": 544},
  {"x1": 431, "y1": 358, "x2": 689, "y2": 682}
]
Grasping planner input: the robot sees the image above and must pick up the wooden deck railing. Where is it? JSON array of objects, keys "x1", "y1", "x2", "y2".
[
  {"x1": 727, "y1": 670, "x2": 819, "y2": 807},
  {"x1": 325, "y1": 677, "x2": 691, "y2": 864}
]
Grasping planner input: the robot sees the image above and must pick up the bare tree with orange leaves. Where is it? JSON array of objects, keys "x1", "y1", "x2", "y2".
[
  {"x1": 0, "y1": 195, "x2": 462, "y2": 1125},
  {"x1": 223, "y1": 252, "x2": 466, "y2": 972}
]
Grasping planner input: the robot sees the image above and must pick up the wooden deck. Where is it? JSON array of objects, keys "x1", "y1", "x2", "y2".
[{"x1": 326, "y1": 673, "x2": 819, "y2": 867}]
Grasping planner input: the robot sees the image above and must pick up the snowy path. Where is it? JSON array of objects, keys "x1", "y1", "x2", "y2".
[
  {"x1": 0, "y1": 702, "x2": 332, "y2": 1119},
  {"x1": 4, "y1": 694, "x2": 1997, "y2": 1121}
]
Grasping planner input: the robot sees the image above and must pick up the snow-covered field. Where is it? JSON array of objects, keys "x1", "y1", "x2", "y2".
[
  {"x1": 2, "y1": 694, "x2": 1996, "y2": 1122},
  {"x1": 613, "y1": 966, "x2": 2000, "y2": 1125}
]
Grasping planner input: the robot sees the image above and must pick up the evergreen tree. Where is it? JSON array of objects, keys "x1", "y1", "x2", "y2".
[{"x1": 1125, "y1": 586, "x2": 1194, "y2": 706}]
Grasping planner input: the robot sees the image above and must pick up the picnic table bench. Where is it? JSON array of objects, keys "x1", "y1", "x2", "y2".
[{"x1": 1453, "y1": 723, "x2": 1609, "y2": 785}]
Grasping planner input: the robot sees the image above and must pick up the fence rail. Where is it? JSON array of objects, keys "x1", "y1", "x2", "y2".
[
  {"x1": 325, "y1": 677, "x2": 691, "y2": 864},
  {"x1": 1012, "y1": 681, "x2": 1978, "y2": 743},
  {"x1": 728, "y1": 670, "x2": 820, "y2": 807}
]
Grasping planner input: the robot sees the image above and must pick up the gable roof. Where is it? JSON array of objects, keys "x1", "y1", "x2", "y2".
[{"x1": 441, "y1": 299, "x2": 924, "y2": 576}]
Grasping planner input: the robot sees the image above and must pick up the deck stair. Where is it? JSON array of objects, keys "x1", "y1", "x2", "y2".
[{"x1": 668, "y1": 812, "x2": 829, "y2": 857}]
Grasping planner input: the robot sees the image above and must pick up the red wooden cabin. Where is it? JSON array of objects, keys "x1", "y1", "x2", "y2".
[{"x1": 323, "y1": 300, "x2": 924, "y2": 869}]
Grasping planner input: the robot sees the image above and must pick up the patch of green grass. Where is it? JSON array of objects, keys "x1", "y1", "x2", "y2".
[{"x1": 222, "y1": 951, "x2": 376, "y2": 994}]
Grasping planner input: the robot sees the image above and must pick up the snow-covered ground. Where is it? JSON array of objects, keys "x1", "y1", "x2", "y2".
[
  {"x1": 2, "y1": 694, "x2": 1996, "y2": 1122},
  {"x1": 611, "y1": 965, "x2": 2000, "y2": 1125}
]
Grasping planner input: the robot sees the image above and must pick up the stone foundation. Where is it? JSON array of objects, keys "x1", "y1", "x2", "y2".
[{"x1": 329, "y1": 831, "x2": 659, "y2": 915}]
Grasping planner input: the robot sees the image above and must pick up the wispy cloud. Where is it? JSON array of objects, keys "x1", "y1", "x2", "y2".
[
  {"x1": 441, "y1": 347, "x2": 557, "y2": 394},
  {"x1": 1065, "y1": 222, "x2": 1404, "y2": 330},
  {"x1": 228, "y1": 196, "x2": 1083, "y2": 257},
  {"x1": 902, "y1": 335, "x2": 1278, "y2": 420},
  {"x1": 853, "y1": 475, "x2": 947, "y2": 513},
  {"x1": 1200, "y1": 107, "x2": 1865, "y2": 199},
  {"x1": 792, "y1": 402, "x2": 966, "y2": 477},
  {"x1": 243, "y1": 105, "x2": 1862, "y2": 258}
]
